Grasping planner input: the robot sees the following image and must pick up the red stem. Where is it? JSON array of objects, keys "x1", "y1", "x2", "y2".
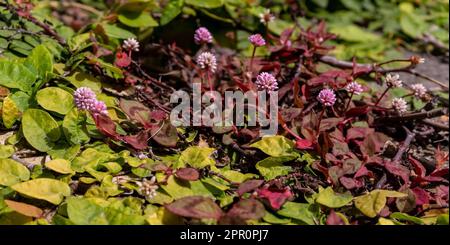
[{"x1": 374, "y1": 87, "x2": 391, "y2": 106}]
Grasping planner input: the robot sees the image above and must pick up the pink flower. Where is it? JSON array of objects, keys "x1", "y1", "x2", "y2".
[
  {"x1": 74, "y1": 87, "x2": 108, "y2": 115},
  {"x1": 410, "y1": 83, "x2": 427, "y2": 98},
  {"x1": 345, "y1": 81, "x2": 363, "y2": 95},
  {"x1": 317, "y1": 88, "x2": 336, "y2": 106},
  {"x1": 255, "y1": 72, "x2": 278, "y2": 91},
  {"x1": 91, "y1": 100, "x2": 108, "y2": 115},
  {"x1": 249, "y1": 34, "x2": 266, "y2": 47},
  {"x1": 392, "y1": 98, "x2": 408, "y2": 114},
  {"x1": 74, "y1": 87, "x2": 97, "y2": 111},
  {"x1": 259, "y1": 9, "x2": 275, "y2": 24},
  {"x1": 122, "y1": 38, "x2": 140, "y2": 52},
  {"x1": 194, "y1": 27, "x2": 213, "y2": 45},
  {"x1": 196, "y1": 52, "x2": 217, "y2": 73}
]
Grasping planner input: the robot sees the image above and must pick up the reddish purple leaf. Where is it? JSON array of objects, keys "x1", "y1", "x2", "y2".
[
  {"x1": 123, "y1": 130, "x2": 149, "y2": 150},
  {"x1": 326, "y1": 210, "x2": 346, "y2": 225},
  {"x1": 339, "y1": 176, "x2": 363, "y2": 190},
  {"x1": 175, "y1": 168, "x2": 200, "y2": 181},
  {"x1": 119, "y1": 99, "x2": 152, "y2": 127},
  {"x1": 165, "y1": 196, "x2": 223, "y2": 220},
  {"x1": 408, "y1": 155, "x2": 426, "y2": 178},
  {"x1": 92, "y1": 113, "x2": 122, "y2": 141},
  {"x1": 384, "y1": 161, "x2": 410, "y2": 184},
  {"x1": 227, "y1": 199, "x2": 266, "y2": 220},
  {"x1": 151, "y1": 120, "x2": 178, "y2": 147},
  {"x1": 236, "y1": 179, "x2": 264, "y2": 196},
  {"x1": 345, "y1": 105, "x2": 370, "y2": 118},
  {"x1": 412, "y1": 187, "x2": 431, "y2": 206},
  {"x1": 346, "y1": 127, "x2": 375, "y2": 141},
  {"x1": 360, "y1": 132, "x2": 390, "y2": 157},
  {"x1": 257, "y1": 186, "x2": 293, "y2": 210}
]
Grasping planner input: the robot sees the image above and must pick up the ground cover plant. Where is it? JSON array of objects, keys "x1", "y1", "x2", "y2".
[{"x1": 0, "y1": 0, "x2": 448, "y2": 225}]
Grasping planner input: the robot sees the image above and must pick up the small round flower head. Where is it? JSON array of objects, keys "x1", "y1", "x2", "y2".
[
  {"x1": 74, "y1": 87, "x2": 97, "y2": 111},
  {"x1": 255, "y1": 72, "x2": 278, "y2": 91},
  {"x1": 112, "y1": 175, "x2": 131, "y2": 185},
  {"x1": 91, "y1": 100, "x2": 108, "y2": 115},
  {"x1": 317, "y1": 88, "x2": 336, "y2": 107},
  {"x1": 411, "y1": 55, "x2": 425, "y2": 65},
  {"x1": 249, "y1": 34, "x2": 266, "y2": 47},
  {"x1": 386, "y1": 73, "x2": 402, "y2": 88},
  {"x1": 196, "y1": 52, "x2": 217, "y2": 73},
  {"x1": 410, "y1": 83, "x2": 427, "y2": 98},
  {"x1": 137, "y1": 176, "x2": 158, "y2": 200},
  {"x1": 392, "y1": 98, "x2": 408, "y2": 114},
  {"x1": 259, "y1": 9, "x2": 275, "y2": 24},
  {"x1": 122, "y1": 38, "x2": 140, "y2": 52},
  {"x1": 345, "y1": 81, "x2": 364, "y2": 95},
  {"x1": 194, "y1": 27, "x2": 213, "y2": 45}
]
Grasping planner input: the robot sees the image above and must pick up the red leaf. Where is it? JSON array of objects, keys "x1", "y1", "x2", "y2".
[
  {"x1": 114, "y1": 51, "x2": 131, "y2": 68},
  {"x1": 326, "y1": 210, "x2": 346, "y2": 225},
  {"x1": 93, "y1": 113, "x2": 122, "y2": 141},
  {"x1": 412, "y1": 187, "x2": 430, "y2": 206},
  {"x1": 346, "y1": 127, "x2": 375, "y2": 141},
  {"x1": 165, "y1": 196, "x2": 223, "y2": 220},
  {"x1": 360, "y1": 132, "x2": 391, "y2": 157},
  {"x1": 227, "y1": 199, "x2": 266, "y2": 220},
  {"x1": 295, "y1": 138, "x2": 314, "y2": 150},
  {"x1": 257, "y1": 186, "x2": 293, "y2": 210},
  {"x1": 175, "y1": 168, "x2": 200, "y2": 181},
  {"x1": 236, "y1": 179, "x2": 264, "y2": 196},
  {"x1": 345, "y1": 105, "x2": 370, "y2": 118},
  {"x1": 384, "y1": 161, "x2": 410, "y2": 184},
  {"x1": 408, "y1": 155, "x2": 426, "y2": 178},
  {"x1": 308, "y1": 70, "x2": 350, "y2": 87},
  {"x1": 151, "y1": 121, "x2": 179, "y2": 147},
  {"x1": 354, "y1": 165, "x2": 370, "y2": 178},
  {"x1": 123, "y1": 130, "x2": 149, "y2": 150},
  {"x1": 339, "y1": 176, "x2": 363, "y2": 190},
  {"x1": 119, "y1": 99, "x2": 152, "y2": 127}
]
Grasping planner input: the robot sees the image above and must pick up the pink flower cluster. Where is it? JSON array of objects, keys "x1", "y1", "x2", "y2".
[
  {"x1": 194, "y1": 27, "x2": 213, "y2": 45},
  {"x1": 256, "y1": 72, "x2": 278, "y2": 91},
  {"x1": 74, "y1": 87, "x2": 108, "y2": 115},
  {"x1": 249, "y1": 34, "x2": 266, "y2": 47},
  {"x1": 345, "y1": 81, "x2": 363, "y2": 95},
  {"x1": 196, "y1": 52, "x2": 217, "y2": 73},
  {"x1": 317, "y1": 88, "x2": 336, "y2": 107}
]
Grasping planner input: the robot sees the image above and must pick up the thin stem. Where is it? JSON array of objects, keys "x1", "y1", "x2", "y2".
[
  {"x1": 344, "y1": 92, "x2": 354, "y2": 113},
  {"x1": 316, "y1": 109, "x2": 325, "y2": 133},
  {"x1": 374, "y1": 87, "x2": 390, "y2": 106},
  {"x1": 281, "y1": 123, "x2": 302, "y2": 141},
  {"x1": 249, "y1": 46, "x2": 257, "y2": 74}
]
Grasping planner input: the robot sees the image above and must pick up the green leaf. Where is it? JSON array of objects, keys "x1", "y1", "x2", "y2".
[
  {"x1": 0, "y1": 159, "x2": 30, "y2": 186},
  {"x1": 340, "y1": 0, "x2": 361, "y2": 11},
  {"x1": 400, "y1": 12, "x2": 426, "y2": 38},
  {"x1": 65, "y1": 71, "x2": 102, "y2": 93},
  {"x1": 21, "y1": 109, "x2": 61, "y2": 152},
  {"x1": 329, "y1": 24, "x2": 381, "y2": 42},
  {"x1": 185, "y1": 0, "x2": 223, "y2": 8},
  {"x1": 160, "y1": 176, "x2": 194, "y2": 200},
  {"x1": 277, "y1": 202, "x2": 317, "y2": 225},
  {"x1": 0, "y1": 60, "x2": 36, "y2": 92},
  {"x1": 118, "y1": 11, "x2": 158, "y2": 28},
  {"x1": 62, "y1": 108, "x2": 90, "y2": 145},
  {"x1": 0, "y1": 145, "x2": 15, "y2": 159},
  {"x1": 390, "y1": 212, "x2": 424, "y2": 225},
  {"x1": 160, "y1": 0, "x2": 184, "y2": 25},
  {"x1": 11, "y1": 178, "x2": 71, "y2": 205},
  {"x1": 102, "y1": 24, "x2": 136, "y2": 39},
  {"x1": 312, "y1": 0, "x2": 328, "y2": 8},
  {"x1": 250, "y1": 136, "x2": 295, "y2": 157},
  {"x1": 23, "y1": 45, "x2": 53, "y2": 81},
  {"x1": 255, "y1": 156, "x2": 294, "y2": 180},
  {"x1": 315, "y1": 187, "x2": 353, "y2": 208},
  {"x1": 354, "y1": 190, "x2": 407, "y2": 218},
  {"x1": 66, "y1": 197, "x2": 109, "y2": 225},
  {"x1": 44, "y1": 159, "x2": 74, "y2": 174},
  {"x1": 178, "y1": 146, "x2": 216, "y2": 168},
  {"x1": 36, "y1": 87, "x2": 74, "y2": 115},
  {"x1": 1, "y1": 96, "x2": 21, "y2": 129}
]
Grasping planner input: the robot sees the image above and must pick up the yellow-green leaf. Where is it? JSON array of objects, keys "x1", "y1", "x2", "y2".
[
  {"x1": 316, "y1": 187, "x2": 353, "y2": 208},
  {"x1": 0, "y1": 158, "x2": 30, "y2": 186},
  {"x1": 21, "y1": 109, "x2": 61, "y2": 152},
  {"x1": 36, "y1": 87, "x2": 74, "y2": 115},
  {"x1": 1, "y1": 96, "x2": 21, "y2": 128},
  {"x1": 354, "y1": 190, "x2": 407, "y2": 218},
  {"x1": 11, "y1": 178, "x2": 71, "y2": 205},
  {"x1": 44, "y1": 159, "x2": 74, "y2": 174}
]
